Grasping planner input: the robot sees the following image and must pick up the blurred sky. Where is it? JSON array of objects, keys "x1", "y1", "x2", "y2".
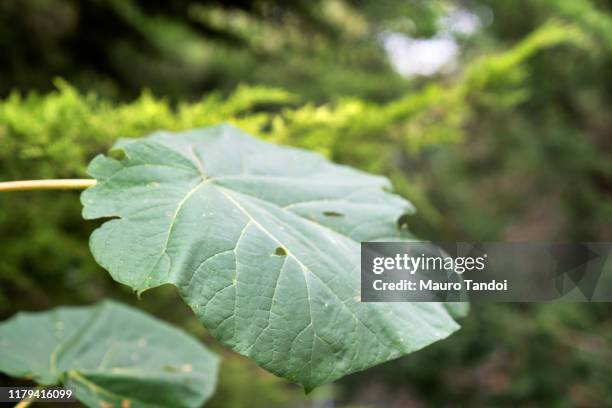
[{"x1": 382, "y1": 7, "x2": 484, "y2": 76}]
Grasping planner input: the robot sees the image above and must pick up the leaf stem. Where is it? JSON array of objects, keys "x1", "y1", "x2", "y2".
[
  {"x1": 14, "y1": 397, "x2": 35, "y2": 408},
  {"x1": 0, "y1": 179, "x2": 97, "y2": 192},
  {"x1": 13, "y1": 386, "x2": 43, "y2": 408}
]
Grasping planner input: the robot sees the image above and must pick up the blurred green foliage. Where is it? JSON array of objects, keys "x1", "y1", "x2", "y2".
[
  {"x1": 0, "y1": 19, "x2": 582, "y2": 313},
  {"x1": 0, "y1": 0, "x2": 418, "y2": 101},
  {"x1": 1, "y1": 0, "x2": 612, "y2": 406}
]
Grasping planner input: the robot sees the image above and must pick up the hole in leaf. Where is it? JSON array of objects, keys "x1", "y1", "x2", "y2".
[
  {"x1": 322, "y1": 211, "x2": 344, "y2": 217},
  {"x1": 109, "y1": 148, "x2": 126, "y2": 161},
  {"x1": 274, "y1": 246, "x2": 287, "y2": 256},
  {"x1": 397, "y1": 213, "x2": 411, "y2": 230}
]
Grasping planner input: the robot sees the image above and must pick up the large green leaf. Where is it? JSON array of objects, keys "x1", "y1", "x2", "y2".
[
  {"x1": 82, "y1": 124, "x2": 461, "y2": 390},
  {"x1": 0, "y1": 300, "x2": 218, "y2": 408}
]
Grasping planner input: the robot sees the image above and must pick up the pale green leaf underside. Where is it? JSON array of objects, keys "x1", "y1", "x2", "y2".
[
  {"x1": 0, "y1": 300, "x2": 218, "y2": 408},
  {"x1": 82, "y1": 124, "x2": 461, "y2": 390}
]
